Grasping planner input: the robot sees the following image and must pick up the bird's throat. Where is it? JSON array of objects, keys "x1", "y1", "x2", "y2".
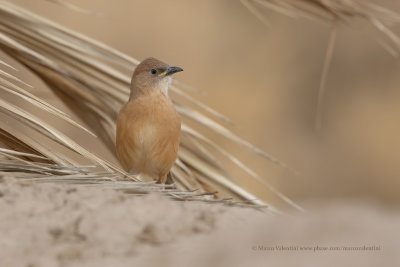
[{"x1": 129, "y1": 77, "x2": 171, "y2": 101}]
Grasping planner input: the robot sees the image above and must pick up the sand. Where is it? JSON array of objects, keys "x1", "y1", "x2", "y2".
[{"x1": 0, "y1": 175, "x2": 398, "y2": 267}]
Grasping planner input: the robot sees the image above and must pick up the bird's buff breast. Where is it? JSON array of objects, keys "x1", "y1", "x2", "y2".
[{"x1": 116, "y1": 93, "x2": 181, "y2": 178}]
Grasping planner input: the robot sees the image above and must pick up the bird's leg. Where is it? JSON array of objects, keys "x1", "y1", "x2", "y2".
[
  {"x1": 165, "y1": 172, "x2": 174, "y2": 185},
  {"x1": 156, "y1": 174, "x2": 168, "y2": 184}
]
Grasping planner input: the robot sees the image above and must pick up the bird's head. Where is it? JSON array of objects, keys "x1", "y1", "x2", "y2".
[{"x1": 129, "y1": 57, "x2": 183, "y2": 100}]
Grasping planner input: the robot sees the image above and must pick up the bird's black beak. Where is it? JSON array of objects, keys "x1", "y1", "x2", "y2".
[{"x1": 165, "y1": 66, "x2": 183, "y2": 76}]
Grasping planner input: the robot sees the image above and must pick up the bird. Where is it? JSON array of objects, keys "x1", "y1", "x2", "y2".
[{"x1": 116, "y1": 57, "x2": 183, "y2": 184}]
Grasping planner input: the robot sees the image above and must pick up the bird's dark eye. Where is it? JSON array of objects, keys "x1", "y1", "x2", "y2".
[{"x1": 150, "y1": 69, "x2": 157, "y2": 75}]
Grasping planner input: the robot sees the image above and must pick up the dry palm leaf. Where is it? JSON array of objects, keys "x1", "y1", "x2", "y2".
[
  {"x1": 241, "y1": 0, "x2": 400, "y2": 129},
  {"x1": 0, "y1": 1, "x2": 297, "y2": 211},
  {"x1": 241, "y1": 0, "x2": 400, "y2": 40}
]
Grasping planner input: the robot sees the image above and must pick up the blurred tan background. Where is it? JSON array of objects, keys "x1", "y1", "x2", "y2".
[{"x1": 7, "y1": 0, "x2": 400, "y2": 208}]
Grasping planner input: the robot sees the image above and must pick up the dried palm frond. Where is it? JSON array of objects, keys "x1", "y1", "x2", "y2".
[
  {"x1": 241, "y1": 0, "x2": 400, "y2": 39},
  {"x1": 0, "y1": 1, "x2": 298, "y2": 211},
  {"x1": 0, "y1": 157, "x2": 271, "y2": 210},
  {"x1": 241, "y1": 0, "x2": 400, "y2": 129}
]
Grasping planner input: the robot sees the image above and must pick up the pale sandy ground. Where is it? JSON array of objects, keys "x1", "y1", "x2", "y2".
[{"x1": 0, "y1": 176, "x2": 399, "y2": 267}]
